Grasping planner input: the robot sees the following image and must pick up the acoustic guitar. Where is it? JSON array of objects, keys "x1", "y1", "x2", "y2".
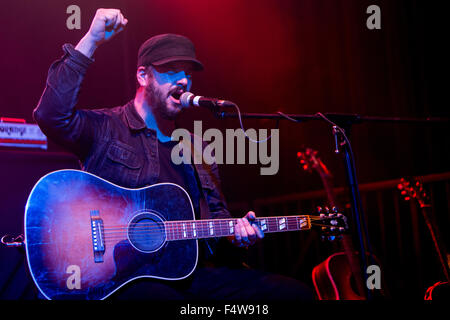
[
  {"x1": 397, "y1": 178, "x2": 450, "y2": 300},
  {"x1": 24, "y1": 169, "x2": 347, "y2": 300},
  {"x1": 298, "y1": 148, "x2": 368, "y2": 300}
]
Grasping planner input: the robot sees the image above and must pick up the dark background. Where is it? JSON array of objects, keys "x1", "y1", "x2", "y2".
[{"x1": 1, "y1": 0, "x2": 449, "y2": 300}]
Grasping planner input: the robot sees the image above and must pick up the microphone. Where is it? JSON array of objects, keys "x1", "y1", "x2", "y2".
[{"x1": 180, "y1": 92, "x2": 235, "y2": 109}]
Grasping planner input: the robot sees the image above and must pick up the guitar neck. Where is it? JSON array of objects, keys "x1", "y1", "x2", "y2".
[
  {"x1": 164, "y1": 215, "x2": 312, "y2": 241},
  {"x1": 317, "y1": 172, "x2": 338, "y2": 209}
]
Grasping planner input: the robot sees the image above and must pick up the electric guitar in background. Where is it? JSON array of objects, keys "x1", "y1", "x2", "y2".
[
  {"x1": 298, "y1": 148, "x2": 368, "y2": 300},
  {"x1": 24, "y1": 169, "x2": 348, "y2": 300},
  {"x1": 397, "y1": 178, "x2": 450, "y2": 300}
]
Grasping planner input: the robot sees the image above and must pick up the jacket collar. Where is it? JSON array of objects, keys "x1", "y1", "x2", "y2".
[{"x1": 125, "y1": 100, "x2": 147, "y2": 131}]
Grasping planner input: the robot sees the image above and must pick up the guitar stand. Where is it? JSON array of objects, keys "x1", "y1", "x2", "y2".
[{"x1": 217, "y1": 108, "x2": 450, "y2": 300}]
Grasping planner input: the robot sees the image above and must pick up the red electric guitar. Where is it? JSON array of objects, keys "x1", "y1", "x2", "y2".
[{"x1": 397, "y1": 178, "x2": 450, "y2": 300}]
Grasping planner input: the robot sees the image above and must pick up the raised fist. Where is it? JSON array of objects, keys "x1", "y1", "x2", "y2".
[{"x1": 86, "y1": 8, "x2": 128, "y2": 46}]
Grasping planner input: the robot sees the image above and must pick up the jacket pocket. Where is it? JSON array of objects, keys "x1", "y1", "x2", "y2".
[
  {"x1": 102, "y1": 141, "x2": 143, "y2": 187},
  {"x1": 197, "y1": 172, "x2": 216, "y2": 191}
]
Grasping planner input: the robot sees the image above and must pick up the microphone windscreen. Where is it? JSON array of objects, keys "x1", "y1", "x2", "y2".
[{"x1": 180, "y1": 92, "x2": 194, "y2": 108}]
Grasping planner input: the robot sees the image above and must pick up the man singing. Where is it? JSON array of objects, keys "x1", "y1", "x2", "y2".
[{"x1": 33, "y1": 8, "x2": 312, "y2": 300}]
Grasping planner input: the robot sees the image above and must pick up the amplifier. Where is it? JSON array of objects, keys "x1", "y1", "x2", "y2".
[{"x1": 0, "y1": 118, "x2": 47, "y2": 149}]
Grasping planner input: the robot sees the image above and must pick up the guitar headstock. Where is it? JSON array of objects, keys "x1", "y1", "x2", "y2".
[
  {"x1": 397, "y1": 177, "x2": 430, "y2": 208},
  {"x1": 297, "y1": 148, "x2": 331, "y2": 178},
  {"x1": 314, "y1": 206, "x2": 348, "y2": 241}
]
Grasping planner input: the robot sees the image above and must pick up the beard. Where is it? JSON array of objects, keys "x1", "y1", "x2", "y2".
[{"x1": 144, "y1": 82, "x2": 180, "y2": 120}]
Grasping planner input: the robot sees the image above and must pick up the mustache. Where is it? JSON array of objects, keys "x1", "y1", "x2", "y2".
[{"x1": 168, "y1": 85, "x2": 187, "y2": 98}]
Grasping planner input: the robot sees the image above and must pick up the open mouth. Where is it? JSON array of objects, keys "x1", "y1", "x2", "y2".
[{"x1": 169, "y1": 88, "x2": 184, "y2": 104}]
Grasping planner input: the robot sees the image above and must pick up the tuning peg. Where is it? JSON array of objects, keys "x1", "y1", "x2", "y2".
[
  {"x1": 331, "y1": 206, "x2": 338, "y2": 213},
  {"x1": 316, "y1": 206, "x2": 323, "y2": 213}
]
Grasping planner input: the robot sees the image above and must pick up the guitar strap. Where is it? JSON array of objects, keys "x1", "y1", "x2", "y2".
[{"x1": 198, "y1": 196, "x2": 210, "y2": 220}]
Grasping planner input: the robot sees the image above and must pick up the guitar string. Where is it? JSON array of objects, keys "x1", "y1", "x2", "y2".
[
  {"x1": 100, "y1": 218, "x2": 320, "y2": 234},
  {"x1": 101, "y1": 227, "x2": 338, "y2": 245},
  {"x1": 102, "y1": 222, "x2": 318, "y2": 236},
  {"x1": 102, "y1": 221, "x2": 318, "y2": 232},
  {"x1": 104, "y1": 226, "x2": 318, "y2": 238},
  {"x1": 101, "y1": 220, "x2": 330, "y2": 233},
  {"x1": 102, "y1": 227, "x2": 336, "y2": 244},
  {"x1": 101, "y1": 215, "x2": 325, "y2": 226},
  {"x1": 100, "y1": 221, "x2": 334, "y2": 241},
  {"x1": 100, "y1": 216, "x2": 326, "y2": 231},
  {"x1": 99, "y1": 219, "x2": 331, "y2": 239}
]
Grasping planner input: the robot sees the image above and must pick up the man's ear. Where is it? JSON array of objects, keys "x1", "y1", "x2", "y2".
[{"x1": 136, "y1": 66, "x2": 149, "y2": 87}]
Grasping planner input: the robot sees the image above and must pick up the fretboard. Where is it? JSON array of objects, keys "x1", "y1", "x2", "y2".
[{"x1": 164, "y1": 216, "x2": 311, "y2": 241}]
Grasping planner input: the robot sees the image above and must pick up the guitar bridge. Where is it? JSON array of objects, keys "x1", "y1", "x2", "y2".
[{"x1": 90, "y1": 210, "x2": 105, "y2": 263}]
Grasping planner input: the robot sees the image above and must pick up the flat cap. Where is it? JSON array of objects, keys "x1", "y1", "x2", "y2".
[{"x1": 137, "y1": 33, "x2": 204, "y2": 71}]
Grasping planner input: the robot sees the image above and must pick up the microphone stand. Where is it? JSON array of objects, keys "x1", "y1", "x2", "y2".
[{"x1": 215, "y1": 110, "x2": 450, "y2": 300}]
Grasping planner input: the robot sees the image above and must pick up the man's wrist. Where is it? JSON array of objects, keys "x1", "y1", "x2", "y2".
[{"x1": 75, "y1": 34, "x2": 98, "y2": 59}]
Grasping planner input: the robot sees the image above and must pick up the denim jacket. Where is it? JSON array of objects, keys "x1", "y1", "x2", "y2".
[{"x1": 33, "y1": 43, "x2": 232, "y2": 226}]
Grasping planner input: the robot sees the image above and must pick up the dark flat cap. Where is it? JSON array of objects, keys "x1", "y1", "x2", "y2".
[{"x1": 137, "y1": 33, "x2": 204, "y2": 71}]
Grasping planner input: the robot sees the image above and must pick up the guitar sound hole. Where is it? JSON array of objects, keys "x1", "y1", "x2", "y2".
[{"x1": 127, "y1": 212, "x2": 166, "y2": 253}]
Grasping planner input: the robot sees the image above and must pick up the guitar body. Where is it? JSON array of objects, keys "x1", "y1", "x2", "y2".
[
  {"x1": 312, "y1": 252, "x2": 365, "y2": 300},
  {"x1": 425, "y1": 281, "x2": 450, "y2": 300},
  {"x1": 25, "y1": 170, "x2": 198, "y2": 300}
]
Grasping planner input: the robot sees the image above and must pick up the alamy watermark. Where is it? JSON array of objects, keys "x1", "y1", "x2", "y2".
[
  {"x1": 366, "y1": 5, "x2": 381, "y2": 30},
  {"x1": 170, "y1": 121, "x2": 279, "y2": 176},
  {"x1": 366, "y1": 264, "x2": 382, "y2": 290},
  {"x1": 66, "y1": 5, "x2": 81, "y2": 30}
]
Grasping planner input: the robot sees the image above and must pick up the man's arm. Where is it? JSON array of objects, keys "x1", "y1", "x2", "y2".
[
  {"x1": 75, "y1": 8, "x2": 127, "y2": 58},
  {"x1": 205, "y1": 160, "x2": 264, "y2": 248},
  {"x1": 33, "y1": 9, "x2": 127, "y2": 158}
]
